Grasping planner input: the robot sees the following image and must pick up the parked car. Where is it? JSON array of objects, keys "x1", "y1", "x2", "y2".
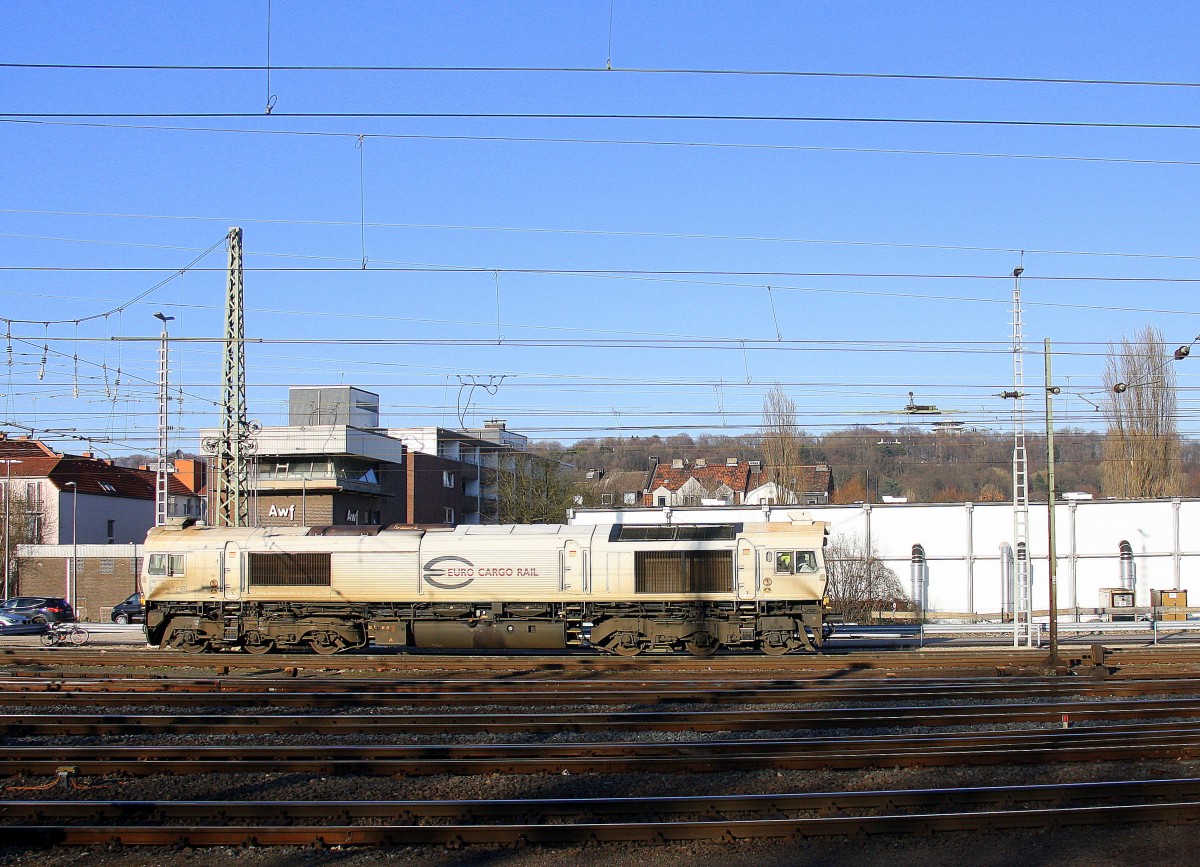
[
  {"x1": 110, "y1": 592, "x2": 145, "y2": 625},
  {"x1": 0, "y1": 596, "x2": 75, "y2": 624},
  {"x1": 0, "y1": 611, "x2": 47, "y2": 635}
]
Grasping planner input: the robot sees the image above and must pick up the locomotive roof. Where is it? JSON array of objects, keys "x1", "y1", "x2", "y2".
[{"x1": 145, "y1": 521, "x2": 586, "y2": 542}]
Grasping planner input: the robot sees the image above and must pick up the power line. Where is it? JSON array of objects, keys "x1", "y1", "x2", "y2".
[
  {"x1": 4, "y1": 62, "x2": 1200, "y2": 90},
  {"x1": 8, "y1": 213, "x2": 1200, "y2": 263},
  {"x1": 0, "y1": 233, "x2": 227, "y2": 326},
  {"x1": 6, "y1": 265, "x2": 1200, "y2": 284},
  {"x1": 7, "y1": 119, "x2": 1200, "y2": 170},
  {"x1": 6, "y1": 111, "x2": 1200, "y2": 131}
]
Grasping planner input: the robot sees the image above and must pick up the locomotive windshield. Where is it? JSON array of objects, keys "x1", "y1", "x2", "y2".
[{"x1": 774, "y1": 550, "x2": 818, "y2": 574}]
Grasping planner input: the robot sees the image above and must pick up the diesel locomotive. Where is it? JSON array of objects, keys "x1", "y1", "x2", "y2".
[{"x1": 142, "y1": 515, "x2": 832, "y2": 656}]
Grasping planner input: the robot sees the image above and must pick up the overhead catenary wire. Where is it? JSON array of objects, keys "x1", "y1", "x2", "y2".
[
  {"x1": 6, "y1": 61, "x2": 1200, "y2": 90},
  {"x1": 0, "y1": 232, "x2": 228, "y2": 326},
  {"x1": 8, "y1": 111, "x2": 1200, "y2": 131},
  {"x1": 9, "y1": 210, "x2": 1200, "y2": 262},
  {"x1": 8, "y1": 119, "x2": 1200, "y2": 170}
]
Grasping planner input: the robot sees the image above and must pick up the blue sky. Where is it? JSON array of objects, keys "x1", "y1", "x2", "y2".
[{"x1": 2, "y1": 1, "x2": 1199, "y2": 456}]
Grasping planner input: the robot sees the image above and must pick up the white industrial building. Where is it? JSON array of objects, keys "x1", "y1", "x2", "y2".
[{"x1": 569, "y1": 498, "x2": 1200, "y2": 620}]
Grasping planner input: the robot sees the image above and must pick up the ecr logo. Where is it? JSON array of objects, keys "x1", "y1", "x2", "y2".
[{"x1": 422, "y1": 556, "x2": 475, "y2": 590}]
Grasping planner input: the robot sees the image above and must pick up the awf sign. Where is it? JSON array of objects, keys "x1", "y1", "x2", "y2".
[{"x1": 267, "y1": 504, "x2": 296, "y2": 520}]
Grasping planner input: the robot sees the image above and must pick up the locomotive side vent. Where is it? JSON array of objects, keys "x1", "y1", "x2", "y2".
[{"x1": 248, "y1": 552, "x2": 332, "y2": 587}]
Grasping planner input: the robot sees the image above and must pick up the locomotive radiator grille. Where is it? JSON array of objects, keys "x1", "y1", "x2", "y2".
[{"x1": 247, "y1": 552, "x2": 332, "y2": 587}]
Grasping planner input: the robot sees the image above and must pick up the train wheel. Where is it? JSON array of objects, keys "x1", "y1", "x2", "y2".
[
  {"x1": 307, "y1": 632, "x2": 345, "y2": 655},
  {"x1": 242, "y1": 632, "x2": 274, "y2": 655},
  {"x1": 173, "y1": 632, "x2": 210, "y2": 654},
  {"x1": 609, "y1": 633, "x2": 644, "y2": 656},
  {"x1": 685, "y1": 633, "x2": 719, "y2": 658},
  {"x1": 760, "y1": 632, "x2": 794, "y2": 656}
]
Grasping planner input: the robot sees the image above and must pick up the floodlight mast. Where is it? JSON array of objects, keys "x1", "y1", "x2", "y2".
[
  {"x1": 1010, "y1": 267, "x2": 1032, "y2": 648},
  {"x1": 154, "y1": 312, "x2": 174, "y2": 527}
]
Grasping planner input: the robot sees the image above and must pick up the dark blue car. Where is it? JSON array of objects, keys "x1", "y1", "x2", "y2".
[
  {"x1": 0, "y1": 596, "x2": 75, "y2": 624},
  {"x1": 110, "y1": 592, "x2": 145, "y2": 624}
]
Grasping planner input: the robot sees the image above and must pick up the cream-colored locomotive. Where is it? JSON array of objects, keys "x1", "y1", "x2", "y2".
[{"x1": 142, "y1": 516, "x2": 831, "y2": 656}]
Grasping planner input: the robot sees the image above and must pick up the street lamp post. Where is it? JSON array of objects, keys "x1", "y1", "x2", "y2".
[
  {"x1": 0, "y1": 459, "x2": 22, "y2": 600},
  {"x1": 64, "y1": 481, "x2": 78, "y2": 612}
]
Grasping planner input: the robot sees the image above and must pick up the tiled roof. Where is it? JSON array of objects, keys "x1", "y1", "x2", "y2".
[
  {"x1": 649, "y1": 462, "x2": 753, "y2": 494},
  {"x1": 586, "y1": 470, "x2": 647, "y2": 495},
  {"x1": 649, "y1": 461, "x2": 833, "y2": 497},
  {"x1": 0, "y1": 437, "x2": 196, "y2": 500},
  {"x1": 796, "y1": 465, "x2": 833, "y2": 494}
]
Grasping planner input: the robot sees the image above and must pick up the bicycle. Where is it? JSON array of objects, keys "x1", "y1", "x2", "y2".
[{"x1": 39, "y1": 622, "x2": 90, "y2": 647}]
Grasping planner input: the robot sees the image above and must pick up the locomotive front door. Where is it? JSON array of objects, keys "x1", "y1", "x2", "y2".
[
  {"x1": 561, "y1": 541, "x2": 584, "y2": 591},
  {"x1": 735, "y1": 538, "x2": 757, "y2": 600},
  {"x1": 221, "y1": 542, "x2": 242, "y2": 599}
]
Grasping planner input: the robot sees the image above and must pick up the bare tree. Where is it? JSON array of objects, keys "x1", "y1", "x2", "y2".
[
  {"x1": 497, "y1": 453, "x2": 581, "y2": 524},
  {"x1": 759, "y1": 384, "x2": 812, "y2": 504},
  {"x1": 824, "y1": 532, "x2": 908, "y2": 623},
  {"x1": 1101, "y1": 325, "x2": 1182, "y2": 498},
  {"x1": 2, "y1": 492, "x2": 46, "y2": 596}
]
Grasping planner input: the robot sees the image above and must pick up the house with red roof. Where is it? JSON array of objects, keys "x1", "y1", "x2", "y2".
[
  {"x1": 0, "y1": 434, "x2": 203, "y2": 551},
  {"x1": 644, "y1": 457, "x2": 832, "y2": 507}
]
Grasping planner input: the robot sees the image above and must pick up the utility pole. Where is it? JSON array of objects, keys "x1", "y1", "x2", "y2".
[
  {"x1": 1044, "y1": 339, "x2": 1061, "y2": 669},
  {"x1": 154, "y1": 312, "x2": 174, "y2": 527},
  {"x1": 205, "y1": 227, "x2": 256, "y2": 527}
]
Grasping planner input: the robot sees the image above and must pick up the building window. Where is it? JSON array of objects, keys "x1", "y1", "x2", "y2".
[
  {"x1": 601, "y1": 493, "x2": 615, "y2": 506},
  {"x1": 623, "y1": 492, "x2": 638, "y2": 505},
  {"x1": 657, "y1": 496, "x2": 667, "y2": 506},
  {"x1": 444, "y1": 507, "x2": 455, "y2": 524},
  {"x1": 443, "y1": 471, "x2": 455, "y2": 488},
  {"x1": 99, "y1": 559, "x2": 115, "y2": 574},
  {"x1": 106, "y1": 519, "x2": 115, "y2": 544}
]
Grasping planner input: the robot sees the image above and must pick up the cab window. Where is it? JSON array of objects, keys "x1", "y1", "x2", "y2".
[
  {"x1": 775, "y1": 550, "x2": 818, "y2": 574},
  {"x1": 148, "y1": 554, "x2": 186, "y2": 576}
]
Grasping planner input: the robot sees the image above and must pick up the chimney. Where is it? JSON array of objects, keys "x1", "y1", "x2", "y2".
[{"x1": 645, "y1": 456, "x2": 660, "y2": 491}]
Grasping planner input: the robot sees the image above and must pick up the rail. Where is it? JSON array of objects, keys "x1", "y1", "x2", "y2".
[{"x1": 911, "y1": 621, "x2": 1200, "y2": 647}]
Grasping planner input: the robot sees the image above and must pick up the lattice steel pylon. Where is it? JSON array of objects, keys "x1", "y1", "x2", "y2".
[
  {"x1": 204, "y1": 227, "x2": 258, "y2": 527},
  {"x1": 154, "y1": 312, "x2": 173, "y2": 527},
  {"x1": 1011, "y1": 267, "x2": 1033, "y2": 647}
]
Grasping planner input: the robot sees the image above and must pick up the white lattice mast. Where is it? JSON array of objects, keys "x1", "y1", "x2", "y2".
[
  {"x1": 154, "y1": 312, "x2": 174, "y2": 526},
  {"x1": 209, "y1": 227, "x2": 252, "y2": 527},
  {"x1": 1011, "y1": 266, "x2": 1032, "y2": 647}
]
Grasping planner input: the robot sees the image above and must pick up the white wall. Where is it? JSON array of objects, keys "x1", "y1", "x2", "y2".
[{"x1": 569, "y1": 499, "x2": 1200, "y2": 616}]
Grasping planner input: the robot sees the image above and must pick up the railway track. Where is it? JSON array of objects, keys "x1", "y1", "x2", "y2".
[
  {"x1": 8, "y1": 695, "x2": 1200, "y2": 735},
  {"x1": 5, "y1": 777, "x2": 1200, "y2": 845},
  {"x1": 5, "y1": 670, "x2": 1200, "y2": 713},
  {"x1": 9, "y1": 644, "x2": 1198, "y2": 673},
  {"x1": 5, "y1": 721, "x2": 1200, "y2": 775},
  {"x1": 6, "y1": 659, "x2": 1200, "y2": 852}
]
